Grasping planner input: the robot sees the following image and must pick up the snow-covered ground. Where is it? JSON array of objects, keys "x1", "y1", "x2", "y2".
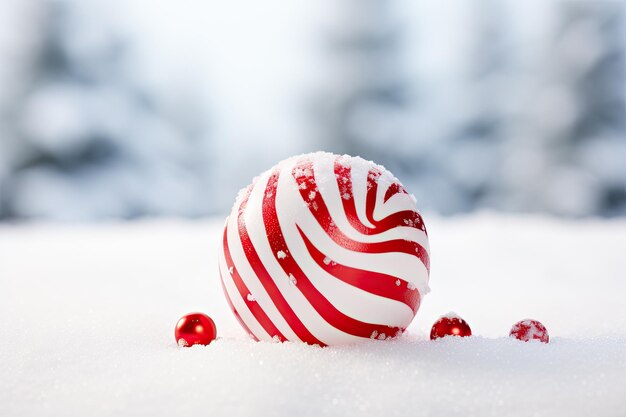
[{"x1": 1, "y1": 214, "x2": 625, "y2": 416}]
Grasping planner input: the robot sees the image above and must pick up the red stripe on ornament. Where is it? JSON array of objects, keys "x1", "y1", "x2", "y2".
[
  {"x1": 264, "y1": 170, "x2": 404, "y2": 340},
  {"x1": 222, "y1": 226, "x2": 286, "y2": 342},
  {"x1": 383, "y1": 182, "x2": 407, "y2": 203},
  {"x1": 294, "y1": 160, "x2": 430, "y2": 272},
  {"x1": 237, "y1": 185, "x2": 325, "y2": 346},
  {"x1": 297, "y1": 225, "x2": 421, "y2": 313},
  {"x1": 219, "y1": 264, "x2": 260, "y2": 341},
  {"x1": 334, "y1": 159, "x2": 427, "y2": 236},
  {"x1": 364, "y1": 166, "x2": 427, "y2": 236}
]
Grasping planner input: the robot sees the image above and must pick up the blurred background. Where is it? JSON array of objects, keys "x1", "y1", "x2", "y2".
[{"x1": 1, "y1": 0, "x2": 625, "y2": 222}]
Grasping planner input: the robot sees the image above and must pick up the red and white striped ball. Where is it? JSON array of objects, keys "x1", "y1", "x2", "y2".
[{"x1": 218, "y1": 152, "x2": 430, "y2": 346}]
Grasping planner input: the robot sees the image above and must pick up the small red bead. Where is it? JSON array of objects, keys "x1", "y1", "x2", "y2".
[
  {"x1": 430, "y1": 314, "x2": 472, "y2": 340},
  {"x1": 175, "y1": 313, "x2": 217, "y2": 347},
  {"x1": 509, "y1": 319, "x2": 549, "y2": 343}
]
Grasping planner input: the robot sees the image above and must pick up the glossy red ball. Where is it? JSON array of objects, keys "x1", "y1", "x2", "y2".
[
  {"x1": 430, "y1": 314, "x2": 472, "y2": 340},
  {"x1": 509, "y1": 319, "x2": 549, "y2": 343},
  {"x1": 175, "y1": 313, "x2": 217, "y2": 347}
]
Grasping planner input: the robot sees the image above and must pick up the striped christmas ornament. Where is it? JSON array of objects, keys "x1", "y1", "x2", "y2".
[{"x1": 219, "y1": 152, "x2": 430, "y2": 346}]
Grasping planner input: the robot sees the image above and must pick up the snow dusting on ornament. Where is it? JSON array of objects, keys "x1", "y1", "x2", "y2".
[
  {"x1": 218, "y1": 152, "x2": 431, "y2": 345},
  {"x1": 510, "y1": 319, "x2": 549, "y2": 343}
]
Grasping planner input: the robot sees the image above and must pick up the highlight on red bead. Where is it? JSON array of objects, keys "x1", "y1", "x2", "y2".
[
  {"x1": 509, "y1": 319, "x2": 549, "y2": 343},
  {"x1": 175, "y1": 313, "x2": 217, "y2": 347},
  {"x1": 430, "y1": 313, "x2": 472, "y2": 340}
]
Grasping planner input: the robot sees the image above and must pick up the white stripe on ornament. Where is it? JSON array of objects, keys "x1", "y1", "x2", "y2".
[
  {"x1": 226, "y1": 199, "x2": 301, "y2": 342},
  {"x1": 294, "y1": 193, "x2": 430, "y2": 297},
  {"x1": 313, "y1": 156, "x2": 429, "y2": 249},
  {"x1": 245, "y1": 158, "x2": 362, "y2": 345},
  {"x1": 280, "y1": 199, "x2": 415, "y2": 328},
  {"x1": 219, "y1": 245, "x2": 271, "y2": 341},
  {"x1": 345, "y1": 155, "x2": 376, "y2": 228}
]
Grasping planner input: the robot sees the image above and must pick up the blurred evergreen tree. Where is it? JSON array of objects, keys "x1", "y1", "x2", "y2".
[
  {"x1": 315, "y1": 0, "x2": 626, "y2": 216},
  {"x1": 1, "y1": 0, "x2": 212, "y2": 220}
]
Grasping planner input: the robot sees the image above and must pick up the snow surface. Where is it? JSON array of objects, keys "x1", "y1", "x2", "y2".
[{"x1": 1, "y1": 214, "x2": 626, "y2": 416}]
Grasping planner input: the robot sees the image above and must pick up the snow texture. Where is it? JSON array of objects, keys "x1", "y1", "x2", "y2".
[
  {"x1": 439, "y1": 312, "x2": 463, "y2": 320},
  {"x1": 1, "y1": 214, "x2": 626, "y2": 416}
]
